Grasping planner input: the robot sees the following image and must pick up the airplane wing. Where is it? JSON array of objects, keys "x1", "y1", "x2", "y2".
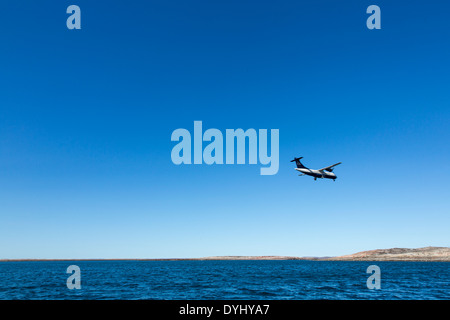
[{"x1": 318, "y1": 162, "x2": 342, "y2": 172}]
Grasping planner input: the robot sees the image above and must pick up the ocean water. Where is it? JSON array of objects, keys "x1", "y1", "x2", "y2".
[{"x1": 0, "y1": 260, "x2": 448, "y2": 300}]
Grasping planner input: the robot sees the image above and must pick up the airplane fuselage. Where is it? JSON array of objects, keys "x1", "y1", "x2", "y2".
[{"x1": 295, "y1": 168, "x2": 337, "y2": 180}]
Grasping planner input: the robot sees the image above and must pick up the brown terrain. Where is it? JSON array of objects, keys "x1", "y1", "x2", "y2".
[
  {"x1": 327, "y1": 246, "x2": 450, "y2": 262},
  {"x1": 192, "y1": 247, "x2": 450, "y2": 261},
  {"x1": 191, "y1": 247, "x2": 450, "y2": 261},
  {"x1": 1, "y1": 247, "x2": 448, "y2": 262},
  {"x1": 196, "y1": 256, "x2": 311, "y2": 260}
]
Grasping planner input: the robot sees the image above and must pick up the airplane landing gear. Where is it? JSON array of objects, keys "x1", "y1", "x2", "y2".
[{"x1": 314, "y1": 177, "x2": 317, "y2": 181}]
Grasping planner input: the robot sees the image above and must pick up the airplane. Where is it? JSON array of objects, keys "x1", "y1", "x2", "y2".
[{"x1": 291, "y1": 157, "x2": 342, "y2": 181}]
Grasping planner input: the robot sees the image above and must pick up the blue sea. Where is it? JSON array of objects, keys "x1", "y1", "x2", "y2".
[{"x1": 0, "y1": 260, "x2": 448, "y2": 300}]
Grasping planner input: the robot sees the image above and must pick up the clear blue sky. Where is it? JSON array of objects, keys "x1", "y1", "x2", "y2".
[{"x1": 0, "y1": 1, "x2": 449, "y2": 259}]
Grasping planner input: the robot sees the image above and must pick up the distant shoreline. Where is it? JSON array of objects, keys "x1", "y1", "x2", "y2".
[
  {"x1": 1, "y1": 258, "x2": 449, "y2": 262},
  {"x1": 0, "y1": 257, "x2": 319, "y2": 262},
  {"x1": 1, "y1": 247, "x2": 449, "y2": 262}
]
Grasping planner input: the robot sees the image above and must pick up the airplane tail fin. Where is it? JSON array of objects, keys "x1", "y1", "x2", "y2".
[{"x1": 290, "y1": 157, "x2": 306, "y2": 169}]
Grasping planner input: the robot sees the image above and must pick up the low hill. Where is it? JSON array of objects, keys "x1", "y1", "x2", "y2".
[{"x1": 327, "y1": 246, "x2": 450, "y2": 262}]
